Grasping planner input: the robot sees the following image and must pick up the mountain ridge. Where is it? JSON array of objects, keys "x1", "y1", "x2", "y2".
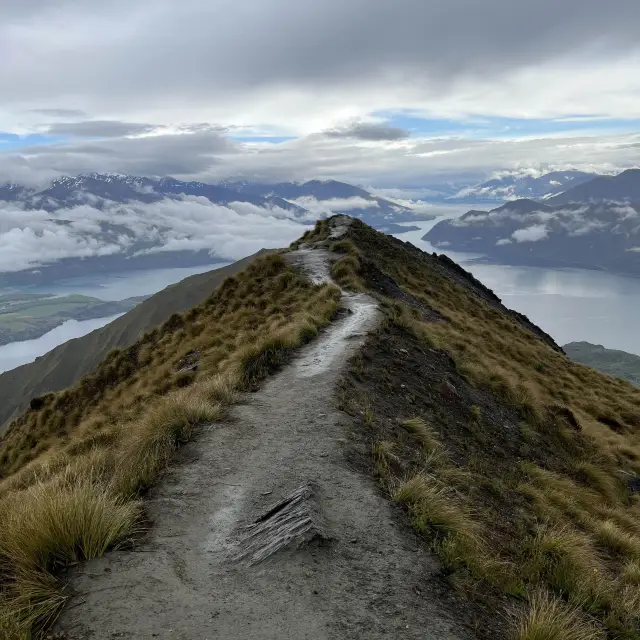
[
  {"x1": 1, "y1": 218, "x2": 640, "y2": 638},
  {"x1": 425, "y1": 169, "x2": 640, "y2": 274},
  {"x1": 0, "y1": 250, "x2": 269, "y2": 433}
]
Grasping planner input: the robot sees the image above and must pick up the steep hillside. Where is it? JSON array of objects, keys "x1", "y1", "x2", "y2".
[
  {"x1": 0, "y1": 251, "x2": 268, "y2": 433},
  {"x1": 1, "y1": 218, "x2": 640, "y2": 639},
  {"x1": 565, "y1": 342, "x2": 640, "y2": 386},
  {"x1": 328, "y1": 220, "x2": 640, "y2": 639},
  {"x1": 453, "y1": 171, "x2": 598, "y2": 203},
  {"x1": 0, "y1": 248, "x2": 341, "y2": 637},
  {"x1": 426, "y1": 199, "x2": 640, "y2": 274},
  {"x1": 551, "y1": 169, "x2": 640, "y2": 205}
]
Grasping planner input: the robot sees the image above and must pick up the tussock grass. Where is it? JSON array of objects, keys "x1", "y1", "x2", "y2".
[
  {"x1": 621, "y1": 558, "x2": 640, "y2": 584},
  {"x1": 392, "y1": 472, "x2": 477, "y2": 544},
  {"x1": 0, "y1": 480, "x2": 140, "y2": 573},
  {"x1": 0, "y1": 251, "x2": 342, "y2": 635},
  {"x1": 113, "y1": 390, "x2": 224, "y2": 497},
  {"x1": 400, "y1": 417, "x2": 440, "y2": 452},
  {"x1": 336, "y1": 219, "x2": 640, "y2": 637},
  {"x1": 592, "y1": 520, "x2": 640, "y2": 557},
  {"x1": 514, "y1": 590, "x2": 605, "y2": 640}
]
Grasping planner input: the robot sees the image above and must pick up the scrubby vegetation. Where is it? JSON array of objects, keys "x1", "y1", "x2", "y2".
[
  {"x1": 335, "y1": 220, "x2": 640, "y2": 639},
  {"x1": 0, "y1": 253, "x2": 341, "y2": 636}
]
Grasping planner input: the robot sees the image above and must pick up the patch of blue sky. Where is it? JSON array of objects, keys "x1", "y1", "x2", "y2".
[
  {"x1": 374, "y1": 110, "x2": 640, "y2": 139},
  {"x1": 0, "y1": 132, "x2": 65, "y2": 151}
]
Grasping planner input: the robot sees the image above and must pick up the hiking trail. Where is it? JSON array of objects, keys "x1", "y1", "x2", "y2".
[{"x1": 55, "y1": 217, "x2": 471, "y2": 640}]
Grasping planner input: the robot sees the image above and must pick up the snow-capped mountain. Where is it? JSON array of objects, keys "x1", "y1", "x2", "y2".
[
  {"x1": 451, "y1": 170, "x2": 599, "y2": 203},
  {"x1": 550, "y1": 169, "x2": 640, "y2": 205},
  {"x1": 0, "y1": 174, "x2": 426, "y2": 285},
  {"x1": 219, "y1": 179, "x2": 426, "y2": 229}
]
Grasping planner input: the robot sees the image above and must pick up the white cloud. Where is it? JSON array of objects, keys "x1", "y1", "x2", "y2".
[
  {"x1": 288, "y1": 196, "x2": 377, "y2": 217},
  {"x1": 496, "y1": 238, "x2": 512, "y2": 245},
  {"x1": 0, "y1": 197, "x2": 309, "y2": 273},
  {"x1": 512, "y1": 224, "x2": 549, "y2": 242}
]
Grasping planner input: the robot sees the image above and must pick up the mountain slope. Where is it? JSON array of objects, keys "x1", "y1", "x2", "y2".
[
  {"x1": 454, "y1": 170, "x2": 598, "y2": 202},
  {"x1": 551, "y1": 168, "x2": 640, "y2": 204},
  {"x1": 425, "y1": 198, "x2": 640, "y2": 274},
  {"x1": 564, "y1": 341, "x2": 640, "y2": 386},
  {"x1": 1, "y1": 218, "x2": 640, "y2": 638},
  {"x1": 0, "y1": 251, "x2": 268, "y2": 433},
  {"x1": 221, "y1": 178, "x2": 428, "y2": 229}
]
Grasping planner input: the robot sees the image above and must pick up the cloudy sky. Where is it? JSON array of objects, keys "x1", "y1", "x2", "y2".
[{"x1": 2, "y1": 0, "x2": 640, "y2": 189}]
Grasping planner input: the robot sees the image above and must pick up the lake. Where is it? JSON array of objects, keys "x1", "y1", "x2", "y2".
[
  {"x1": 394, "y1": 221, "x2": 640, "y2": 357},
  {"x1": 0, "y1": 262, "x2": 229, "y2": 301},
  {"x1": 0, "y1": 314, "x2": 124, "y2": 373},
  {"x1": 0, "y1": 262, "x2": 229, "y2": 372}
]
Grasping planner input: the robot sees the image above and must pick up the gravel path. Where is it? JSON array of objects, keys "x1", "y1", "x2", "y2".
[{"x1": 55, "y1": 235, "x2": 472, "y2": 640}]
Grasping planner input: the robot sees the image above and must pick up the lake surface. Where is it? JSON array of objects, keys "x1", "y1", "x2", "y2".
[
  {"x1": 0, "y1": 262, "x2": 229, "y2": 301},
  {"x1": 0, "y1": 262, "x2": 230, "y2": 373},
  {"x1": 0, "y1": 314, "x2": 124, "y2": 373},
  {"x1": 394, "y1": 221, "x2": 640, "y2": 357}
]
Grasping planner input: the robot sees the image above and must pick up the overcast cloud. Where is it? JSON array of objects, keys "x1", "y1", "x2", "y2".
[{"x1": 1, "y1": 0, "x2": 640, "y2": 187}]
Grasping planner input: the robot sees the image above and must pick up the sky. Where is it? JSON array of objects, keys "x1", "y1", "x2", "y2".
[{"x1": 1, "y1": 0, "x2": 640, "y2": 190}]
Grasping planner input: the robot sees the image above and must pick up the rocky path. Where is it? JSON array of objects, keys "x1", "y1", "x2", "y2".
[{"x1": 55, "y1": 231, "x2": 472, "y2": 639}]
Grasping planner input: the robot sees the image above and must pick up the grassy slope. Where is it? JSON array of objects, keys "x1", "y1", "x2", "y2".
[
  {"x1": 565, "y1": 342, "x2": 640, "y2": 387},
  {"x1": 2, "y1": 217, "x2": 640, "y2": 638},
  {"x1": 0, "y1": 252, "x2": 341, "y2": 636},
  {"x1": 326, "y1": 219, "x2": 640, "y2": 640},
  {"x1": 0, "y1": 251, "x2": 268, "y2": 434}
]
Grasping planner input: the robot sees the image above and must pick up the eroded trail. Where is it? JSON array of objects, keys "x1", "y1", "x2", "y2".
[{"x1": 56, "y1": 236, "x2": 471, "y2": 639}]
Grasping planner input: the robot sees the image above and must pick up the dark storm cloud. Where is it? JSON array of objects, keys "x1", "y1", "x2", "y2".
[
  {"x1": 2, "y1": 0, "x2": 640, "y2": 109},
  {"x1": 45, "y1": 121, "x2": 157, "y2": 138},
  {"x1": 324, "y1": 122, "x2": 410, "y2": 141}
]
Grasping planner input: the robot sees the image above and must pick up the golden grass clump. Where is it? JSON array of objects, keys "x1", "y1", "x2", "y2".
[
  {"x1": 0, "y1": 251, "x2": 343, "y2": 636},
  {"x1": 400, "y1": 417, "x2": 441, "y2": 452},
  {"x1": 513, "y1": 590, "x2": 605, "y2": 640},
  {"x1": 335, "y1": 219, "x2": 640, "y2": 637},
  {"x1": 113, "y1": 390, "x2": 224, "y2": 497}
]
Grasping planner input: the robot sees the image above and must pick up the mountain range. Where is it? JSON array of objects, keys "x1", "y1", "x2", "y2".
[
  {"x1": 426, "y1": 169, "x2": 640, "y2": 274},
  {"x1": 2, "y1": 173, "x2": 419, "y2": 226},
  {"x1": 2, "y1": 217, "x2": 640, "y2": 639},
  {"x1": 451, "y1": 170, "x2": 599, "y2": 203},
  {"x1": 0, "y1": 174, "x2": 426, "y2": 285}
]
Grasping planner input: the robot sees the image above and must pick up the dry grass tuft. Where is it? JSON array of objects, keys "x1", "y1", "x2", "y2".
[
  {"x1": 592, "y1": 520, "x2": 640, "y2": 557},
  {"x1": 513, "y1": 590, "x2": 605, "y2": 640},
  {"x1": 400, "y1": 417, "x2": 441, "y2": 452},
  {"x1": 392, "y1": 472, "x2": 476, "y2": 543},
  {"x1": 0, "y1": 250, "x2": 343, "y2": 635},
  {"x1": 113, "y1": 390, "x2": 223, "y2": 497},
  {"x1": 0, "y1": 480, "x2": 140, "y2": 573}
]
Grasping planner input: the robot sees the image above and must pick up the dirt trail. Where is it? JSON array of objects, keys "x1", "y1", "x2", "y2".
[{"x1": 55, "y1": 224, "x2": 472, "y2": 639}]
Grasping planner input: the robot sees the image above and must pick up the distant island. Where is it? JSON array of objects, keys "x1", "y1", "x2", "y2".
[
  {"x1": 564, "y1": 342, "x2": 640, "y2": 386},
  {"x1": 0, "y1": 293, "x2": 144, "y2": 345}
]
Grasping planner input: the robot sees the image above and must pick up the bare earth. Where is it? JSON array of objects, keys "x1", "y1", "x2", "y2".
[{"x1": 55, "y1": 239, "x2": 472, "y2": 639}]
